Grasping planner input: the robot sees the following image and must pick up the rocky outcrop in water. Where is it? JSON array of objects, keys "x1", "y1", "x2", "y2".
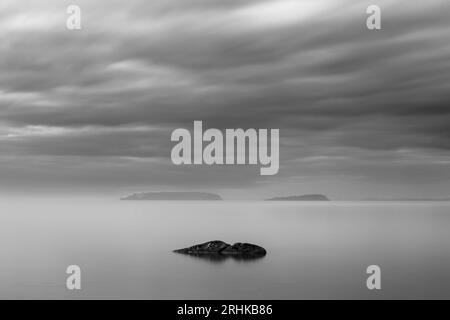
[{"x1": 174, "y1": 240, "x2": 267, "y2": 260}]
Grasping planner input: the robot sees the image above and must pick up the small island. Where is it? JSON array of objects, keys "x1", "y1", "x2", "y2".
[
  {"x1": 121, "y1": 192, "x2": 222, "y2": 201},
  {"x1": 265, "y1": 194, "x2": 330, "y2": 201}
]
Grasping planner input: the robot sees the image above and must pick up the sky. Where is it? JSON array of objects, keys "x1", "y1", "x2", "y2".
[{"x1": 0, "y1": 0, "x2": 449, "y2": 199}]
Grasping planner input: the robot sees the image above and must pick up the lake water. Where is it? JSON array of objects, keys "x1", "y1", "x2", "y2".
[{"x1": 1, "y1": 199, "x2": 449, "y2": 299}]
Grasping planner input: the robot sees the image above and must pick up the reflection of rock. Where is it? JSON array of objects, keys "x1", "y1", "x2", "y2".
[
  {"x1": 180, "y1": 253, "x2": 229, "y2": 263},
  {"x1": 174, "y1": 240, "x2": 267, "y2": 261}
]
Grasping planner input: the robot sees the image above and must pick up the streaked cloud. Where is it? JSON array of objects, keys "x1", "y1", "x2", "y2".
[{"x1": 0, "y1": 0, "x2": 449, "y2": 198}]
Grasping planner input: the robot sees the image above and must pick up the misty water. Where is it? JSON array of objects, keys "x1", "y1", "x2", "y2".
[{"x1": 1, "y1": 199, "x2": 449, "y2": 299}]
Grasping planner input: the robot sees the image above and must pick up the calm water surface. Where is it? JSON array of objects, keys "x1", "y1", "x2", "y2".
[{"x1": 1, "y1": 199, "x2": 449, "y2": 299}]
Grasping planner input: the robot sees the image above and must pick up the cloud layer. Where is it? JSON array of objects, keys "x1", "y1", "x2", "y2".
[{"x1": 1, "y1": 0, "x2": 449, "y2": 198}]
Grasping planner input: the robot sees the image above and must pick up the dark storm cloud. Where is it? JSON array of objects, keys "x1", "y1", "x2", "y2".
[{"x1": 0, "y1": 0, "x2": 449, "y2": 196}]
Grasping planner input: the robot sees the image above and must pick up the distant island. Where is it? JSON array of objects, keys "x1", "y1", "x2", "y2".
[
  {"x1": 121, "y1": 192, "x2": 222, "y2": 201},
  {"x1": 266, "y1": 194, "x2": 330, "y2": 201}
]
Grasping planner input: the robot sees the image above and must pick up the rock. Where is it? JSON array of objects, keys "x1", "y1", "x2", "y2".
[
  {"x1": 174, "y1": 240, "x2": 267, "y2": 260},
  {"x1": 221, "y1": 243, "x2": 267, "y2": 257},
  {"x1": 174, "y1": 240, "x2": 230, "y2": 254}
]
